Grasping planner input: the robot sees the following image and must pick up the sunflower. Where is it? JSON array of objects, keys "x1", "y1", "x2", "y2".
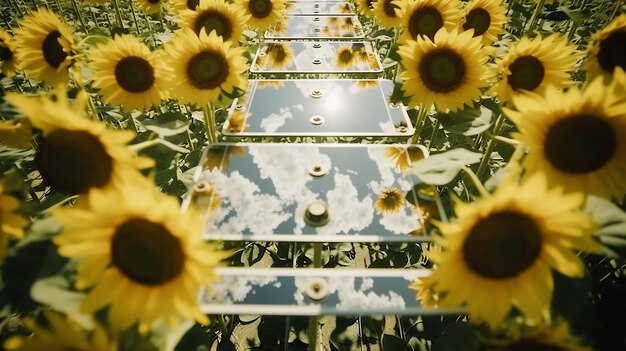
[
  {"x1": 52, "y1": 176, "x2": 228, "y2": 331},
  {"x1": 0, "y1": 119, "x2": 32, "y2": 149},
  {"x1": 13, "y1": 9, "x2": 78, "y2": 86},
  {"x1": 6, "y1": 87, "x2": 153, "y2": 194},
  {"x1": 162, "y1": 28, "x2": 247, "y2": 106},
  {"x1": 0, "y1": 180, "x2": 27, "y2": 262},
  {"x1": 355, "y1": 0, "x2": 376, "y2": 18},
  {"x1": 264, "y1": 42, "x2": 294, "y2": 69},
  {"x1": 135, "y1": 0, "x2": 166, "y2": 14},
  {"x1": 334, "y1": 45, "x2": 356, "y2": 69},
  {"x1": 0, "y1": 28, "x2": 18, "y2": 77},
  {"x1": 4, "y1": 310, "x2": 116, "y2": 351},
  {"x1": 177, "y1": 0, "x2": 248, "y2": 44},
  {"x1": 338, "y1": 2, "x2": 353, "y2": 14},
  {"x1": 396, "y1": 0, "x2": 461, "y2": 42},
  {"x1": 586, "y1": 14, "x2": 626, "y2": 81},
  {"x1": 408, "y1": 274, "x2": 438, "y2": 308},
  {"x1": 427, "y1": 172, "x2": 600, "y2": 327},
  {"x1": 490, "y1": 322, "x2": 594, "y2": 351},
  {"x1": 225, "y1": 108, "x2": 247, "y2": 133},
  {"x1": 89, "y1": 35, "x2": 165, "y2": 113},
  {"x1": 235, "y1": 0, "x2": 286, "y2": 31},
  {"x1": 505, "y1": 77, "x2": 626, "y2": 200},
  {"x1": 372, "y1": 0, "x2": 402, "y2": 29},
  {"x1": 385, "y1": 145, "x2": 426, "y2": 175},
  {"x1": 398, "y1": 28, "x2": 489, "y2": 112},
  {"x1": 353, "y1": 80, "x2": 379, "y2": 90},
  {"x1": 203, "y1": 144, "x2": 246, "y2": 170},
  {"x1": 461, "y1": 0, "x2": 507, "y2": 45},
  {"x1": 170, "y1": 0, "x2": 200, "y2": 12},
  {"x1": 489, "y1": 34, "x2": 579, "y2": 103},
  {"x1": 374, "y1": 187, "x2": 405, "y2": 213}
]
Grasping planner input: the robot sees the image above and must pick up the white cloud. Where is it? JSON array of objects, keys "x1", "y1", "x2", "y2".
[
  {"x1": 260, "y1": 107, "x2": 294, "y2": 133},
  {"x1": 315, "y1": 172, "x2": 374, "y2": 235},
  {"x1": 206, "y1": 275, "x2": 278, "y2": 303},
  {"x1": 200, "y1": 169, "x2": 290, "y2": 234}
]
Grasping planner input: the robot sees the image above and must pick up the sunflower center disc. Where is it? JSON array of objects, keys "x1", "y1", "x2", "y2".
[
  {"x1": 42, "y1": 31, "x2": 67, "y2": 69},
  {"x1": 187, "y1": 50, "x2": 229, "y2": 89},
  {"x1": 507, "y1": 55, "x2": 545, "y2": 91},
  {"x1": 499, "y1": 338, "x2": 566, "y2": 351},
  {"x1": 114, "y1": 56, "x2": 155, "y2": 93},
  {"x1": 249, "y1": 0, "x2": 272, "y2": 18},
  {"x1": 0, "y1": 45, "x2": 12, "y2": 61},
  {"x1": 186, "y1": 0, "x2": 199, "y2": 10},
  {"x1": 112, "y1": 218, "x2": 185, "y2": 286},
  {"x1": 544, "y1": 114, "x2": 617, "y2": 174},
  {"x1": 463, "y1": 7, "x2": 491, "y2": 36},
  {"x1": 463, "y1": 211, "x2": 542, "y2": 279},
  {"x1": 269, "y1": 44, "x2": 287, "y2": 62},
  {"x1": 383, "y1": 0, "x2": 399, "y2": 18},
  {"x1": 597, "y1": 30, "x2": 626, "y2": 74},
  {"x1": 409, "y1": 6, "x2": 443, "y2": 40},
  {"x1": 419, "y1": 49, "x2": 466, "y2": 93},
  {"x1": 339, "y1": 50, "x2": 353, "y2": 63},
  {"x1": 383, "y1": 192, "x2": 400, "y2": 206},
  {"x1": 195, "y1": 10, "x2": 233, "y2": 40},
  {"x1": 35, "y1": 129, "x2": 113, "y2": 194}
]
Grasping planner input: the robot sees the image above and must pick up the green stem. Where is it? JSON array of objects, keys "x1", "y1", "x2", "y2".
[
  {"x1": 527, "y1": 0, "x2": 546, "y2": 32},
  {"x1": 90, "y1": 7, "x2": 99, "y2": 27},
  {"x1": 461, "y1": 165, "x2": 489, "y2": 197},
  {"x1": 127, "y1": 139, "x2": 161, "y2": 151},
  {"x1": 409, "y1": 105, "x2": 428, "y2": 145},
  {"x1": 129, "y1": 0, "x2": 141, "y2": 33},
  {"x1": 567, "y1": 21, "x2": 578, "y2": 40},
  {"x1": 476, "y1": 112, "x2": 505, "y2": 179},
  {"x1": 217, "y1": 315, "x2": 228, "y2": 335},
  {"x1": 308, "y1": 316, "x2": 319, "y2": 351},
  {"x1": 71, "y1": 0, "x2": 87, "y2": 34},
  {"x1": 143, "y1": 12, "x2": 157, "y2": 47},
  {"x1": 491, "y1": 135, "x2": 520, "y2": 146},
  {"x1": 609, "y1": 0, "x2": 623, "y2": 23},
  {"x1": 157, "y1": 9, "x2": 164, "y2": 30},
  {"x1": 111, "y1": 0, "x2": 124, "y2": 28},
  {"x1": 427, "y1": 118, "x2": 440, "y2": 149},
  {"x1": 202, "y1": 103, "x2": 218, "y2": 144}
]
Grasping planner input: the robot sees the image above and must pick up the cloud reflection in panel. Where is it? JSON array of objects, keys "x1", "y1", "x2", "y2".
[
  {"x1": 195, "y1": 144, "x2": 439, "y2": 242},
  {"x1": 223, "y1": 80, "x2": 414, "y2": 137},
  {"x1": 198, "y1": 270, "x2": 462, "y2": 315}
]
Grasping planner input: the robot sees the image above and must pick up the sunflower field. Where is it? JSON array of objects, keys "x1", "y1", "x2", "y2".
[{"x1": 1, "y1": 0, "x2": 626, "y2": 349}]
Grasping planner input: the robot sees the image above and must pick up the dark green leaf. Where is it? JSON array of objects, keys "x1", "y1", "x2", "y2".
[{"x1": 382, "y1": 334, "x2": 409, "y2": 351}]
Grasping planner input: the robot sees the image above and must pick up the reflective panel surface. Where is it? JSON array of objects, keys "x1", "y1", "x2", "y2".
[
  {"x1": 188, "y1": 143, "x2": 443, "y2": 242},
  {"x1": 251, "y1": 41, "x2": 382, "y2": 74},
  {"x1": 223, "y1": 80, "x2": 413, "y2": 137},
  {"x1": 285, "y1": 1, "x2": 354, "y2": 15},
  {"x1": 200, "y1": 268, "x2": 464, "y2": 315},
  {"x1": 266, "y1": 15, "x2": 363, "y2": 39}
]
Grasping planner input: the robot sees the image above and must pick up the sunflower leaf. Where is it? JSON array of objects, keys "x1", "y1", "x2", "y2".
[
  {"x1": 142, "y1": 112, "x2": 191, "y2": 137},
  {"x1": 437, "y1": 106, "x2": 493, "y2": 136},
  {"x1": 30, "y1": 276, "x2": 92, "y2": 329},
  {"x1": 584, "y1": 196, "x2": 626, "y2": 257},
  {"x1": 409, "y1": 148, "x2": 482, "y2": 185}
]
